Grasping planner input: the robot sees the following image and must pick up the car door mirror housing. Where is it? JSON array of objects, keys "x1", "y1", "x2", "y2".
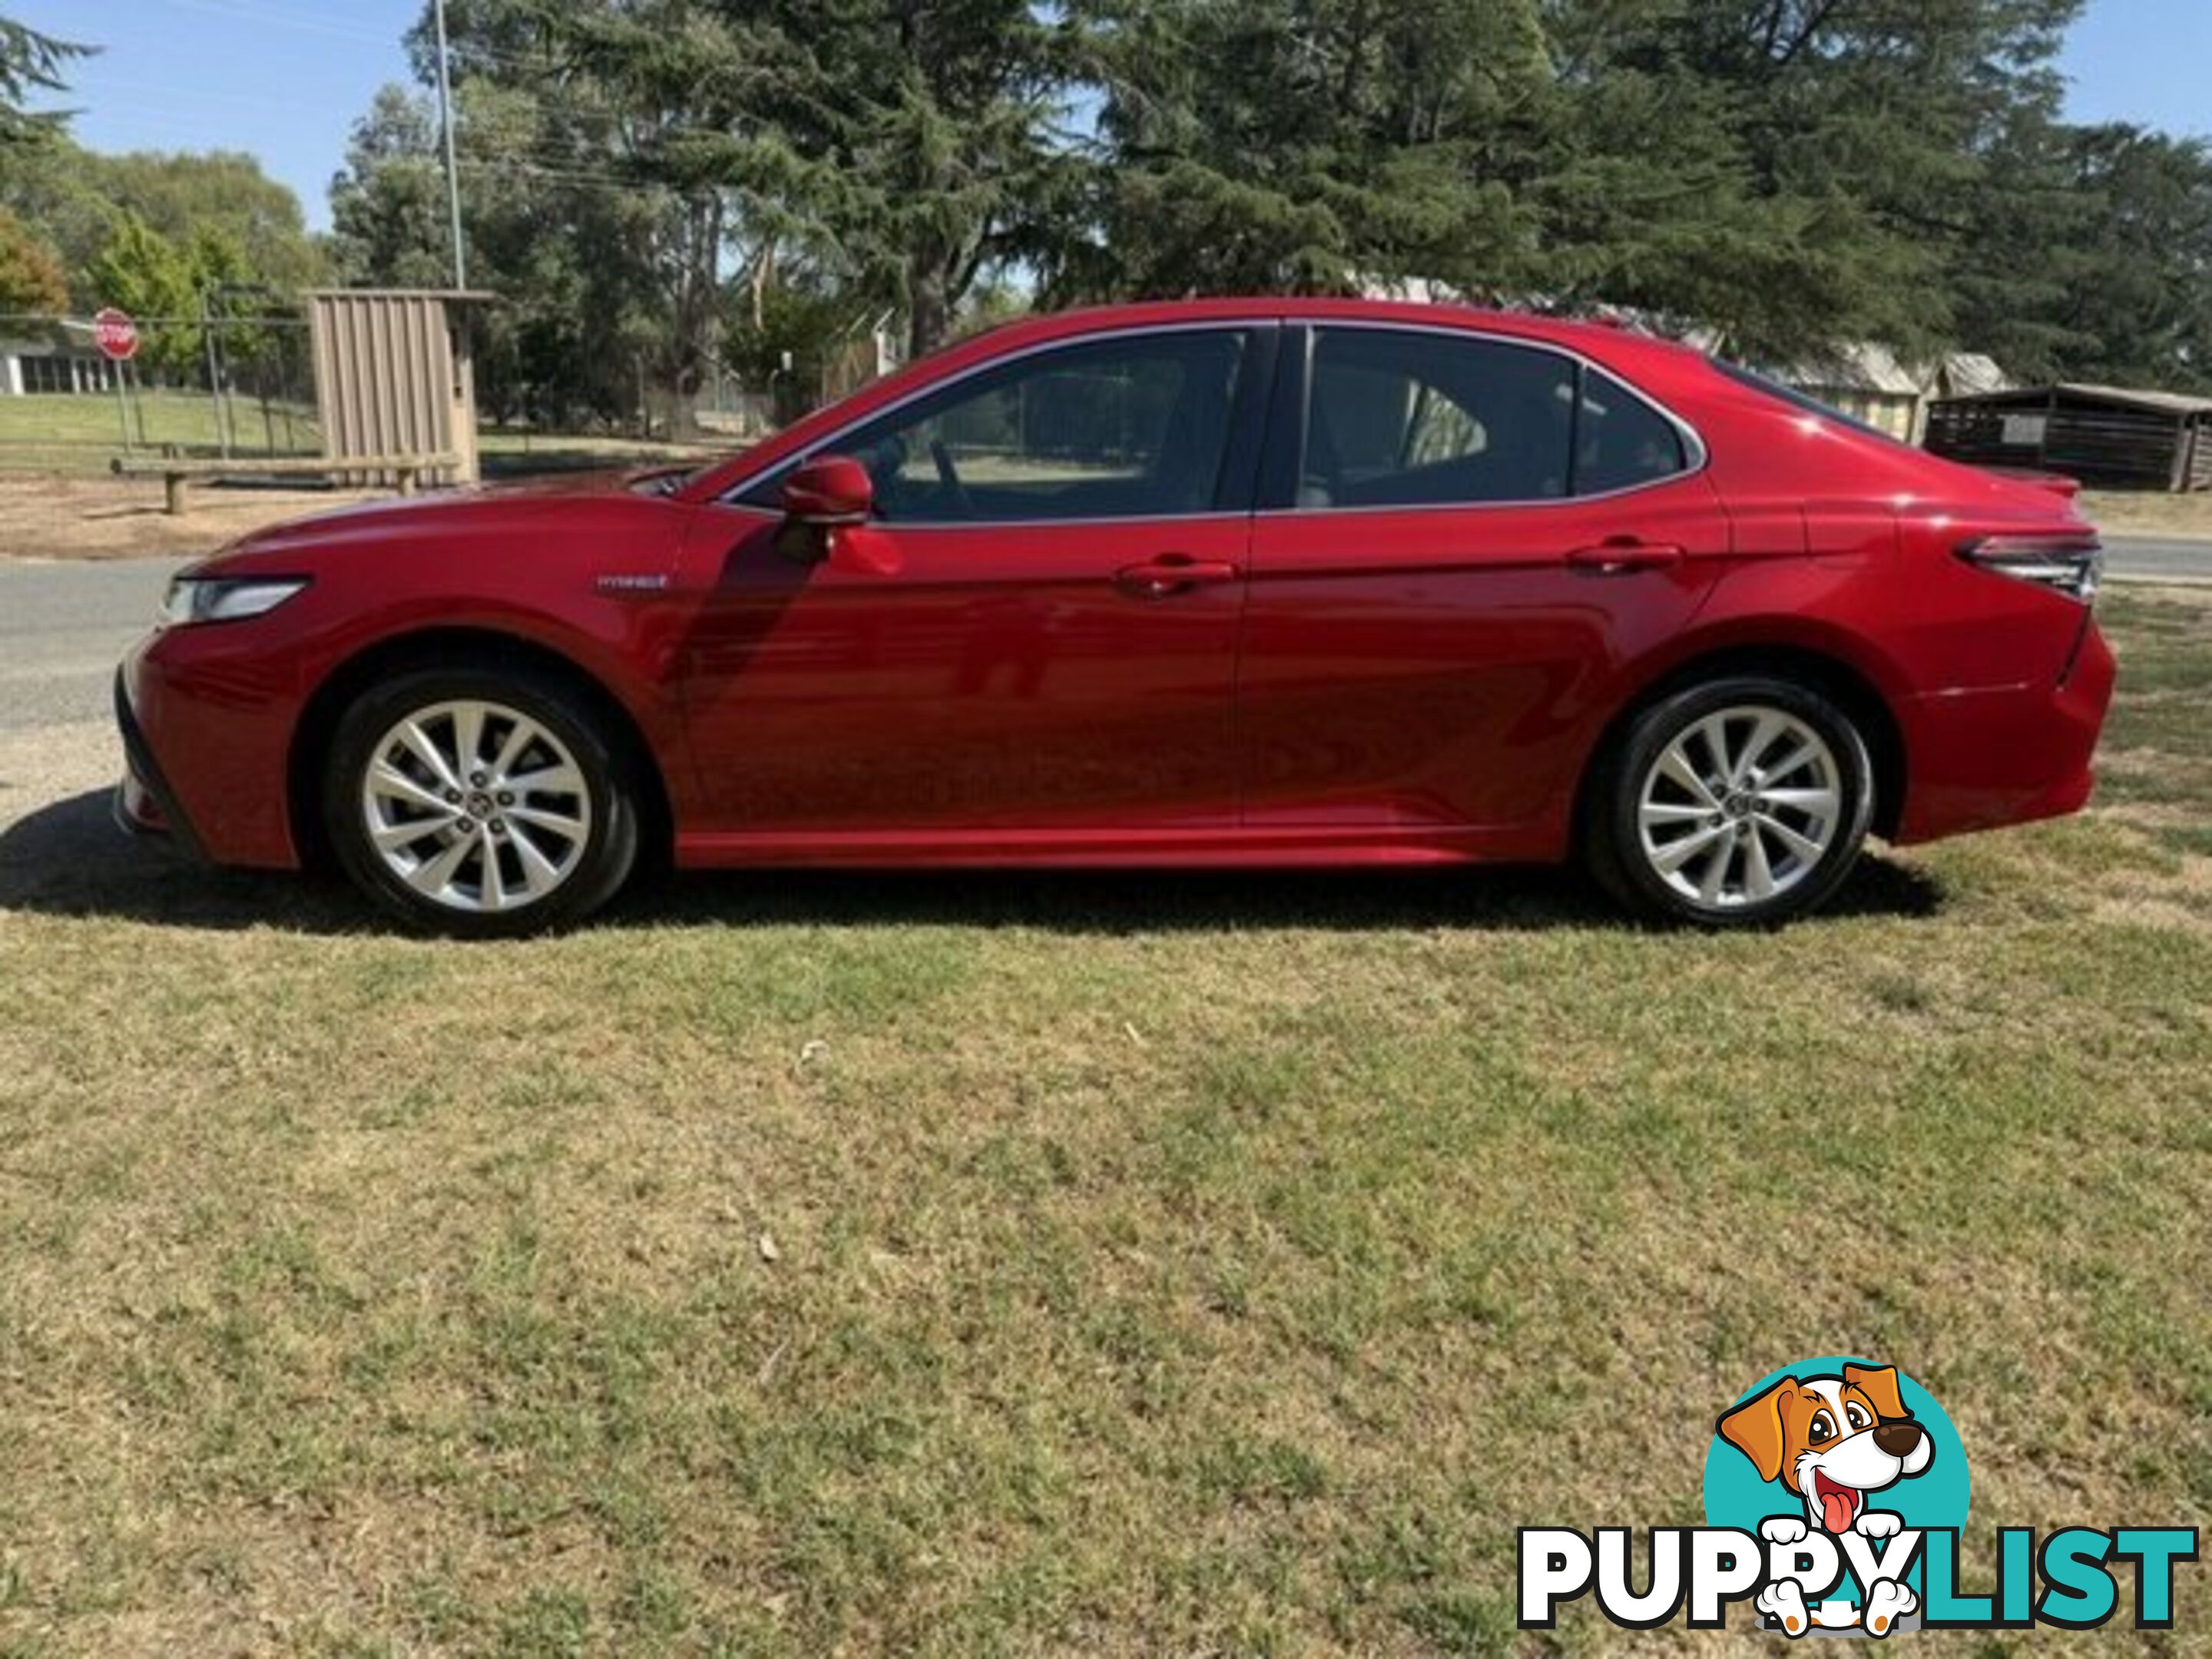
[
  {"x1": 783, "y1": 455, "x2": 874, "y2": 526},
  {"x1": 774, "y1": 455, "x2": 900, "y2": 576}
]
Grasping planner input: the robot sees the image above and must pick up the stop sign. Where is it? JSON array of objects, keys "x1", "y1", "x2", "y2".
[{"x1": 92, "y1": 307, "x2": 139, "y2": 362}]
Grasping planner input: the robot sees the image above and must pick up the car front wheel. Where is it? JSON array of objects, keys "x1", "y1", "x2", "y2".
[
  {"x1": 323, "y1": 665, "x2": 641, "y2": 935},
  {"x1": 1587, "y1": 675, "x2": 1875, "y2": 926}
]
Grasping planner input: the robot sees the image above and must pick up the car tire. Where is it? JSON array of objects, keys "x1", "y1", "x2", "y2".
[
  {"x1": 323, "y1": 664, "x2": 641, "y2": 936},
  {"x1": 1584, "y1": 674, "x2": 1875, "y2": 927}
]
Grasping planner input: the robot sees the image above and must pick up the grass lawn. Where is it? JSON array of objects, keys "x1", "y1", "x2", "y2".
[
  {"x1": 0, "y1": 390, "x2": 323, "y2": 474},
  {"x1": 0, "y1": 393, "x2": 740, "y2": 481},
  {"x1": 0, "y1": 594, "x2": 2206, "y2": 1655}
]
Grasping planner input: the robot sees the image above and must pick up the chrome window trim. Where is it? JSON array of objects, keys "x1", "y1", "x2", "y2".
[
  {"x1": 713, "y1": 313, "x2": 1712, "y2": 524},
  {"x1": 713, "y1": 503, "x2": 1254, "y2": 531}
]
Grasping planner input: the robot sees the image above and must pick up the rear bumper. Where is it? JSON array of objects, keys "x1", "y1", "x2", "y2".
[{"x1": 1891, "y1": 618, "x2": 2116, "y2": 845}]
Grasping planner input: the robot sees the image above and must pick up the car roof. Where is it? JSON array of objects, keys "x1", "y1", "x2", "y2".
[{"x1": 963, "y1": 296, "x2": 1703, "y2": 363}]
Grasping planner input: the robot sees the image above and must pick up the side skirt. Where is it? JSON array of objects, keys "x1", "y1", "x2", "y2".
[{"x1": 673, "y1": 823, "x2": 1564, "y2": 871}]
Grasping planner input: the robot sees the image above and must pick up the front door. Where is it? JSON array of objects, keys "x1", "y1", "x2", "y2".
[{"x1": 675, "y1": 325, "x2": 1271, "y2": 846}]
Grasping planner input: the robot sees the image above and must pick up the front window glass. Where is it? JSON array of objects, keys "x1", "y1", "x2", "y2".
[{"x1": 747, "y1": 329, "x2": 1250, "y2": 523}]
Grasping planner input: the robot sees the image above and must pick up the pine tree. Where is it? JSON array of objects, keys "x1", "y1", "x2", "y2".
[{"x1": 0, "y1": 12, "x2": 91, "y2": 147}]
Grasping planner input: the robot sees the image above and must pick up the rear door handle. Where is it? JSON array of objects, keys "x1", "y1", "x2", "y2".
[
  {"x1": 1115, "y1": 554, "x2": 1240, "y2": 598},
  {"x1": 1567, "y1": 538, "x2": 1687, "y2": 575}
]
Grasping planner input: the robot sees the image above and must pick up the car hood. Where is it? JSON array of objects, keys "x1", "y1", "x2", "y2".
[{"x1": 196, "y1": 465, "x2": 694, "y2": 571}]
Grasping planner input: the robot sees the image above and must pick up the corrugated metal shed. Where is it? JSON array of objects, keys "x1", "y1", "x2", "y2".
[
  {"x1": 1924, "y1": 383, "x2": 2212, "y2": 492},
  {"x1": 1935, "y1": 353, "x2": 2010, "y2": 399},
  {"x1": 306, "y1": 289, "x2": 492, "y2": 485}
]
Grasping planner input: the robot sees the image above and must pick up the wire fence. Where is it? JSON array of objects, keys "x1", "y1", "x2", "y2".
[
  {"x1": 1, "y1": 301, "x2": 899, "y2": 478},
  {"x1": 0, "y1": 310, "x2": 320, "y2": 474}
]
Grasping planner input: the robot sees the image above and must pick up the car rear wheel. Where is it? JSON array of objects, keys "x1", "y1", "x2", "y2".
[
  {"x1": 323, "y1": 666, "x2": 640, "y2": 935},
  {"x1": 1586, "y1": 675, "x2": 1875, "y2": 926}
]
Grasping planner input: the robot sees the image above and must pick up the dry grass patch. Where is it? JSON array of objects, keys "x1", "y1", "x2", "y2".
[
  {"x1": 2081, "y1": 489, "x2": 2212, "y2": 543},
  {"x1": 0, "y1": 597, "x2": 2207, "y2": 1655},
  {"x1": 0, "y1": 476, "x2": 392, "y2": 564}
]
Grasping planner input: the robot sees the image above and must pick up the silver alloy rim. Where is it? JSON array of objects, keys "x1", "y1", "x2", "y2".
[
  {"x1": 1636, "y1": 705, "x2": 1843, "y2": 910},
  {"x1": 359, "y1": 700, "x2": 592, "y2": 914}
]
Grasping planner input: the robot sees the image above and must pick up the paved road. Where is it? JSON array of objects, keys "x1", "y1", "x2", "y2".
[
  {"x1": 1, "y1": 535, "x2": 2206, "y2": 737},
  {"x1": 2102, "y1": 536, "x2": 2212, "y2": 585},
  {"x1": 1, "y1": 556, "x2": 183, "y2": 733}
]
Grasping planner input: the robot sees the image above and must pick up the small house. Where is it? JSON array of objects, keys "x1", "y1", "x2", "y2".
[
  {"x1": 1, "y1": 326, "x2": 115, "y2": 396},
  {"x1": 1775, "y1": 343, "x2": 1926, "y2": 442}
]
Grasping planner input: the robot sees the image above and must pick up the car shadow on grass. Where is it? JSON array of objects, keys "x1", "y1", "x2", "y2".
[{"x1": 0, "y1": 786, "x2": 1946, "y2": 936}]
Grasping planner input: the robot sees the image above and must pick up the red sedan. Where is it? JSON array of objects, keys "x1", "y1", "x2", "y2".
[{"x1": 116, "y1": 300, "x2": 2114, "y2": 935}]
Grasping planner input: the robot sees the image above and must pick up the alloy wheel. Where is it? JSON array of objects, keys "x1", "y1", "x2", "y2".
[
  {"x1": 1634, "y1": 704, "x2": 1843, "y2": 910},
  {"x1": 358, "y1": 699, "x2": 593, "y2": 914}
]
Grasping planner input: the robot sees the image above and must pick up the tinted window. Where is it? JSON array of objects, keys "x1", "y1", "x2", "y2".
[
  {"x1": 1302, "y1": 329, "x2": 1576, "y2": 508},
  {"x1": 1575, "y1": 368, "x2": 1689, "y2": 493},
  {"x1": 750, "y1": 329, "x2": 1250, "y2": 523}
]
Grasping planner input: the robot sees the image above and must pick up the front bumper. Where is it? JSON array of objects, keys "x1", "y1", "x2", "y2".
[
  {"x1": 114, "y1": 667, "x2": 204, "y2": 859},
  {"x1": 1891, "y1": 618, "x2": 2117, "y2": 845},
  {"x1": 114, "y1": 630, "x2": 304, "y2": 870}
]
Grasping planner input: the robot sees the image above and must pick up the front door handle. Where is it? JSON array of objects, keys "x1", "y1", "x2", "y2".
[
  {"x1": 1567, "y1": 538, "x2": 1687, "y2": 575},
  {"x1": 1115, "y1": 554, "x2": 1240, "y2": 598}
]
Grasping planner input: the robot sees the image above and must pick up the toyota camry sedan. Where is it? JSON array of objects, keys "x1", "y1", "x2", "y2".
[{"x1": 116, "y1": 299, "x2": 2113, "y2": 935}]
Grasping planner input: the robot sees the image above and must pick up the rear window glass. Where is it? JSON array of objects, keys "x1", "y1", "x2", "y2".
[{"x1": 1303, "y1": 329, "x2": 1578, "y2": 508}]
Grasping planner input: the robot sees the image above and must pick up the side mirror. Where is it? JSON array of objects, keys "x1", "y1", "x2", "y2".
[
  {"x1": 782, "y1": 454, "x2": 873, "y2": 526},
  {"x1": 774, "y1": 453, "x2": 899, "y2": 575}
]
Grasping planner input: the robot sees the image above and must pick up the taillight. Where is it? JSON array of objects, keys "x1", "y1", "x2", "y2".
[{"x1": 1955, "y1": 534, "x2": 2103, "y2": 604}]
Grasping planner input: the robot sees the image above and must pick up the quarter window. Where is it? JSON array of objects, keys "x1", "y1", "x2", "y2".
[
  {"x1": 747, "y1": 329, "x2": 1253, "y2": 524},
  {"x1": 1576, "y1": 366, "x2": 1688, "y2": 494}
]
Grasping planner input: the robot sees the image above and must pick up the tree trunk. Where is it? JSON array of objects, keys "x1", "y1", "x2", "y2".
[
  {"x1": 908, "y1": 263, "x2": 952, "y2": 360},
  {"x1": 750, "y1": 239, "x2": 775, "y2": 330}
]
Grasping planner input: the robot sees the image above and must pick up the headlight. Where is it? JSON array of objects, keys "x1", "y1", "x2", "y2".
[{"x1": 157, "y1": 577, "x2": 310, "y2": 627}]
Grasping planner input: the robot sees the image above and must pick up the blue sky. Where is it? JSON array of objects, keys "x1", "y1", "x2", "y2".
[{"x1": 16, "y1": 0, "x2": 2212, "y2": 234}]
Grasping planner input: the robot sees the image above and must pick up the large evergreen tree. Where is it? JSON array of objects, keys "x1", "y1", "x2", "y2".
[
  {"x1": 1061, "y1": 0, "x2": 1551, "y2": 300},
  {"x1": 1540, "y1": 0, "x2": 2084, "y2": 356},
  {"x1": 500, "y1": 0, "x2": 1071, "y2": 360},
  {"x1": 1955, "y1": 115, "x2": 2212, "y2": 388},
  {"x1": 0, "y1": 12, "x2": 90, "y2": 147},
  {"x1": 314, "y1": 0, "x2": 2212, "y2": 402},
  {"x1": 1060, "y1": 0, "x2": 2094, "y2": 360},
  {"x1": 329, "y1": 86, "x2": 463, "y2": 290}
]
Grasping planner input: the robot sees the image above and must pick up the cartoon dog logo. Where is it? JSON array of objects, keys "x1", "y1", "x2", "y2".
[{"x1": 1717, "y1": 1362, "x2": 1935, "y2": 1635}]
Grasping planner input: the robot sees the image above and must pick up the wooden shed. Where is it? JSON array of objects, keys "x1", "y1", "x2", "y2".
[
  {"x1": 306, "y1": 288, "x2": 492, "y2": 486},
  {"x1": 1924, "y1": 383, "x2": 2212, "y2": 492}
]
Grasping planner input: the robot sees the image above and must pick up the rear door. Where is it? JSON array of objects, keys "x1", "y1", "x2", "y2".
[{"x1": 1238, "y1": 323, "x2": 1728, "y2": 833}]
